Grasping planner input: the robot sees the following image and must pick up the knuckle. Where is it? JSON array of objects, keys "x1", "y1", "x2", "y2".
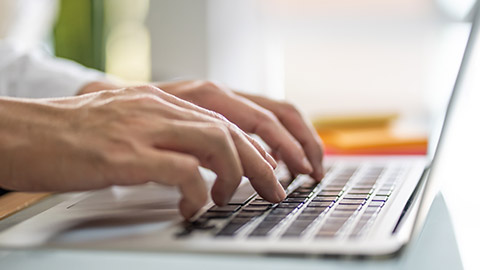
[
  {"x1": 206, "y1": 123, "x2": 230, "y2": 138},
  {"x1": 204, "y1": 124, "x2": 232, "y2": 148},
  {"x1": 130, "y1": 95, "x2": 160, "y2": 107},
  {"x1": 256, "y1": 109, "x2": 279, "y2": 125},
  {"x1": 196, "y1": 80, "x2": 232, "y2": 97},
  {"x1": 210, "y1": 110, "x2": 229, "y2": 122},
  {"x1": 98, "y1": 89, "x2": 118, "y2": 99},
  {"x1": 198, "y1": 80, "x2": 220, "y2": 92},
  {"x1": 130, "y1": 84, "x2": 160, "y2": 94},
  {"x1": 280, "y1": 101, "x2": 300, "y2": 116}
]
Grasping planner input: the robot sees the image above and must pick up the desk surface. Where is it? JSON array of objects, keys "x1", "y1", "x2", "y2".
[{"x1": 0, "y1": 192, "x2": 466, "y2": 270}]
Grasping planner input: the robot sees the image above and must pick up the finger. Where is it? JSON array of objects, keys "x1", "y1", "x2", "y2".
[
  {"x1": 131, "y1": 89, "x2": 285, "y2": 203},
  {"x1": 142, "y1": 149, "x2": 209, "y2": 219},
  {"x1": 238, "y1": 131, "x2": 278, "y2": 169},
  {"x1": 206, "y1": 94, "x2": 313, "y2": 175},
  {"x1": 150, "y1": 120, "x2": 243, "y2": 206},
  {"x1": 147, "y1": 94, "x2": 286, "y2": 203},
  {"x1": 226, "y1": 127, "x2": 286, "y2": 203},
  {"x1": 279, "y1": 115, "x2": 325, "y2": 181},
  {"x1": 237, "y1": 93, "x2": 325, "y2": 181},
  {"x1": 150, "y1": 87, "x2": 278, "y2": 170}
]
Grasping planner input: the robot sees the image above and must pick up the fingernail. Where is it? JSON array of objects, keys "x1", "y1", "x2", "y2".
[
  {"x1": 312, "y1": 168, "x2": 324, "y2": 182},
  {"x1": 275, "y1": 182, "x2": 287, "y2": 202},
  {"x1": 301, "y1": 157, "x2": 313, "y2": 173}
]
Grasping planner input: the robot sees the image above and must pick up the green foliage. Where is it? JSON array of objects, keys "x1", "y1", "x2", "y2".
[{"x1": 54, "y1": 0, "x2": 105, "y2": 71}]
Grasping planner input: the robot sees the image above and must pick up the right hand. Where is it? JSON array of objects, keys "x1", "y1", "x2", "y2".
[{"x1": 0, "y1": 86, "x2": 286, "y2": 218}]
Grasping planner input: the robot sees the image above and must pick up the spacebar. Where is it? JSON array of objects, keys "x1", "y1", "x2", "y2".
[{"x1": 229, "y1": 181, "x2": 256, "y2": 204}]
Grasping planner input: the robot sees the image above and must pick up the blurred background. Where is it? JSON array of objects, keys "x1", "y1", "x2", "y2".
[{"x1": 0, "y1": 0, "x2": 477, "y2": 154}]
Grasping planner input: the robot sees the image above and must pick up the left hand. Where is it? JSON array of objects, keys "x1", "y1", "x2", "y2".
[{"x1": 155, "y1": 80, "x2": 325, "y2": 181}]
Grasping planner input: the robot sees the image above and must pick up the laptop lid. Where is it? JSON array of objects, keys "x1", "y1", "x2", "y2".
[{"x1": 410, "y1": 1, "x2": 480, "y2": 242}]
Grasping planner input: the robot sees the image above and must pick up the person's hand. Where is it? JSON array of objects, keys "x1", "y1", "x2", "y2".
[
  {"x1": 156, "y1": 80, "x2": 325, "y2": 181},
  {"x1": 78, "y1": 80, "x2": 325, "y2": 180},
  {"x1": 0, "y1": 86, "x2": 285, "y2": 219}
]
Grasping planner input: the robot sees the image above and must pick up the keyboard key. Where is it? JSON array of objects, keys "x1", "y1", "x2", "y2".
[
  {"x1": 368, "y1": 201, "x2": 385, "y2": 207},
  {"x1": 276, "y1": 202, "x2": 302, "y2": 208},
  {"x1": 208, "y1": 204, "x2": 241, "y2": 212},
  {"x1": 295, "y1": 213, "x2": 320, "y2": 221},
  {"x1": 256, "y1": 221, "x2": 278, "y2": 229},
  {"x1": 296, "y1": 187, "x2": 315, "y2": 193},
  {"x1": 292, "y1": 190, "x2": 313, "y2": 195},
  {"x1": 200, "y1": 211, "x2": 232, "y2": 219},
  {"x1": 307, "y1": 201, "x2": 333, "y2": 207},
  {"x1": 248, "y1": 229, "x2": 271, "y2": 237},
  {"x1": 290, "y1": 219, "x2": 314, "y2": 228},
  {"x1": 325, "y1": 184, "x2": 348, "y2": 189},
  {"x1": 236, "y1": 211, "x2": 264, "y2": 218},
  {"x1": 315, "y1": 230, "x2": 338, "y2": 238},
  {"x1": 300, "y1": 181, "x2": 318, "y2": 189},
  {"x1": 318, "y1": 191, "x2": 342, "y2": 196},
  {"x1": 187, "y1": 219, "x2": 216, "y2": 231},
  {"x1": 372, "y1": 195, "x2": 389, "y2": 201},
  {"x1": 263, "y1": 215, "x2": 285, "y2": 223},
  {"x1": 376, "y1": 189, "x2": 393, "y2": 196},
  {"x1": 324, "y1": 216, "x2": 350, "y2": 224},
  {"x1": 243, "y1": 205, "x2": 270, "y2": 211},
  {"x1": 339, "y1": 199, "x2": 366, "y2": 205},
  {"x1": 352, "y1": 184, "x2": 375, "y2": 189},
  {"x1": 311, "y1": 196, "x2": 337, "y2": 202},
  {"x1": 248, "y1": 201, "x2": 274, "y2": 207},
  {"x1": 249, "y1": 223, "x2": 277, "y2": 237},
  {"x1": 270, "y1": 208, "x2": 295, "y2": 216},
  {"x1": 287, "y1": 193, "x2": 310, "y2": 199},
  {"x1": 229, "y1": 217, "x2": 253, "y2": 224},
  {"x1": 301, "y1": 207, "x2": 328, "y2": 215},
  {"x1": 284, "y1": 197, "x2": 307, "y2": 203},
  {"x1": 282, "y1": 220, "x2": 313, "y2": 237},
  {"x1": 321, "y1": 188, "x2": 344, "y2": 192},
  {"x1": 343, "y1": 194, "x2": 370, "y2": 200},
  {"x1": 335, "y1": 204, "x2": 362, "y2": 211},
  {"x1": 349, "y1": 188, "x2": 374, "y2": 194},
  {"x1": 216, "y1": 222, "x2": 246, "y2": 236},
  {"x1": 330, "y1": 211, "x2": 355, "y2": 218},
  {"x1": 364, "y1": 207, "x2": 382, "y2": 214},
  {"x1": 315, "y1": 220, "x2": 346, "y2": 237},
  {"x1": 381, "y1": 183, "x2": 396, "y2": 189}
]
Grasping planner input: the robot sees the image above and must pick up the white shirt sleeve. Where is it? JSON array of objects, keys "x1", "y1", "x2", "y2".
[{"x1": 0, "y1": 39, "x2": 106, "y2": 98}]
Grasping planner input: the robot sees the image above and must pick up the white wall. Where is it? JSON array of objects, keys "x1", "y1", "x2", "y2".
[
  {"x1": 146, "y1": 0, "x2": 475, "y2": 119},
  {"x1": 146, "y1": 0, "x2": 208, "y2": 81},
  {"x1": 206, "y1": 0, "x2": 284, "y2": 98}
]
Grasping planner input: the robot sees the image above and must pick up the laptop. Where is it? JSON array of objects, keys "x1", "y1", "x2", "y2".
[{"x1": 0, "y1": 6, "x2": 478, "y2": 257}]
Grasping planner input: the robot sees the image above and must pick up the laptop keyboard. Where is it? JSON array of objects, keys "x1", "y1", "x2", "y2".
[{"x1": 183, "y1": 162, "x2": 406, "y2": 240}]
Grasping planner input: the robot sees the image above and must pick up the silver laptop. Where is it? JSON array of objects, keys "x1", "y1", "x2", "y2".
[{"x1": 1, "y1": 6, "x2": 479, "y2": 257}]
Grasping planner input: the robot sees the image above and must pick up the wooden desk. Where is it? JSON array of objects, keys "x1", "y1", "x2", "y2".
[{"x1": 0, "y1": 192, "x2": 50, "y2": 220}]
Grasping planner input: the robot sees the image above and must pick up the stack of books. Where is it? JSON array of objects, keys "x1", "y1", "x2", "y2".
[{"x1": 312, "y1": 114, "x2": 428, "y2": 156}]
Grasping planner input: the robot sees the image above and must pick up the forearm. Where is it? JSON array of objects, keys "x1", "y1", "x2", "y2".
[{"x1": 0, "y1": 98, "x2": 69, "y2": 190}]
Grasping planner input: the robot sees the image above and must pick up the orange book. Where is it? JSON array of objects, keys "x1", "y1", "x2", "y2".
[{"x1": 313, "y1": 114, "x2": 428, "y2": 156}]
